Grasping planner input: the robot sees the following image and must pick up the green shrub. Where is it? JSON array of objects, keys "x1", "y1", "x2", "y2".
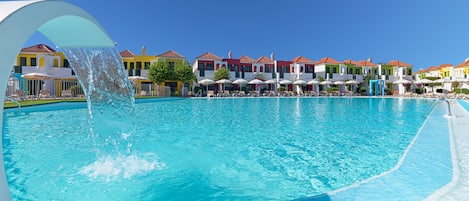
[
  {"x1": 326, "y1": 87, "x2": 339, "y2": 93},
  {"x1": 455, "y1": 88, "x2": 469, "y2": 94},
  {"x1": 277, "y1": 86, "x2": 286, "y2": 92},
  {"x1": 359, "y1": 86, "x2": 367, "y2": 95},
  {"x1": 415, "y1": 87, "x2": 424, "y2": 94}
]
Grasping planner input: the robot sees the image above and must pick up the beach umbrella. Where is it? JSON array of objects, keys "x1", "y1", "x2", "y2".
[
  {"x1": 128, "y1": 76, "x2": 147, "y2": 95},
  {"x1": 451, "y1": 78, "x2": 468, "y2": 83},
  {"x1": 232, "y1": 78, "x2": 248, "y2": 85},
  {"x1": 128, "y1": 76, "x2": 147, "y2": 81},
  {"x1": 320, "y1": 80, "x2": 333, "y2": 85},
  {"x1": 307, "y1": 80, "x2": 320, "y2": 85},
  {"x1": 293, "y1": 79, "x2": 306, "y2": 85},
  {"x1": 333, "y1": 80, "x2": 345, "y2": 85},
  {"x1": 199, "y1": 78, "x2": 215, "y2": 85},
  {"x1": 265, "y1": 79, "x2": 277, "y2": 91},
  {"x1": 216, "y1": 79, "x2": 232, "y2": 85},
  {"x1": 433, "y1": 78, "x2": 445, "y2": 83},
  {"x1": 345, "y1": 80, "x2": 360, "y2": 85},
  {"x1": 22, "y1": 72, "x2": 53, "y2": 98},
  {"x1": 198, "y1": 78, "x2": 215, "y2": 94},
  {"x1": 279, "y1": 79, "x2": 292, "y2": 85},
  {"x1": 21, "y1": 72, "x2": 53, "y2": 80},
  {"x1": 307, "y1": 80, "x2": 320, "y2": 96},
  {"x1": 414, "y1": 79, "x2": 432, "y2": 84},
  {"x1": 393, "y1": 79, "x2": 412, "y2": 84},
  {"x1": 248, "y1": 79, "x2": 264, "y2": 92},
  {"x1": 216, "y1": 79, "x2": 232, "y2": 92},
  {"x1": 248, "y1": 79, "x2": 264, "y2": 85}
]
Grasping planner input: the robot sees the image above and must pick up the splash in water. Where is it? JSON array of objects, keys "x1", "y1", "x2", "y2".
[{"x1": 63, "y1": 48, "x2": 161, "y2": 180}]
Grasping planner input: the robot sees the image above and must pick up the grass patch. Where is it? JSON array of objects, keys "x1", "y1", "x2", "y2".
[
  {"x1": 3, "y1": 98, "x2": 86, "y2": 109},
  {"x1": 4, "y1": 96, "x2": 164, "y2": 109}
]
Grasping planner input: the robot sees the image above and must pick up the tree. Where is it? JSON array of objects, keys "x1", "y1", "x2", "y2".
[
  {"x1": 148, "y1": 60, "x2": 172, "y2": 85},
  {"x1": 214, "y1": 67, "x2": 230, "y2": 81},
  {"x1": 148, "y1": 60, "x2": 174, "y2": 96},
  {"x1": 175, "y1": 61, "x2": 196, "y2": 85}
]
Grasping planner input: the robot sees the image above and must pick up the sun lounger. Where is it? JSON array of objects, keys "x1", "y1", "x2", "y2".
[
  {"x1": 61, "y1": 90, "x2": 72, "y2": 98},
  {"x1": 207, "y1": 90, "x2": 215, "y2": 97},
  {"x1": 39, "y1": 90, "x2": 51, "y2": 99}
]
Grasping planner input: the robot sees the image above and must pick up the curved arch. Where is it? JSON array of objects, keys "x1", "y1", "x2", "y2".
[{"x1": 0, "y1": 1, "x2": 115, "y2": 200}]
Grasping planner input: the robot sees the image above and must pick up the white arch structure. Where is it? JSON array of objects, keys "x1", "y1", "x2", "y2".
[{"x1": 0, "y1": 0, "x2": 115, "y2": 199}]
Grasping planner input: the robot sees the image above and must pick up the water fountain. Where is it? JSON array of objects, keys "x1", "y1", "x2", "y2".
[{"x1": 0, "y1": 1, "x2": 127, "y2": 200}]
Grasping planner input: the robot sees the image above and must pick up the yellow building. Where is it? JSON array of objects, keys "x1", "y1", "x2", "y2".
[
  {"x1": 12, "y1": 44, "x2": 76, "y2": 97},
  {"x1": 439, "y1": 64, "x2": 453, "y2": 78},
  {"x1": 15, "y1": 43, "x2": 68, "y2": 68},
  {"x1": 119, "y1": 47, "x2": 187, "y2": 96}
]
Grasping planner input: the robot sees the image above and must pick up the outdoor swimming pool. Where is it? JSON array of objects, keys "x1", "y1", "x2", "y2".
[{"x1": 3, "y1": 97, "x2": 435, "y2": 200}]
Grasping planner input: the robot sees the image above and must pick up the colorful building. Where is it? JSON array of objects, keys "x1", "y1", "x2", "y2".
[
  {"x1": 455, "y1": 59, "x2": 469, "y2": 79},
  {"x1": 10, "y1": 44, "x2": 77, "y2": 97},
  {"x1": 119, "y1": 47, "x2": 187, "y2": 96}
]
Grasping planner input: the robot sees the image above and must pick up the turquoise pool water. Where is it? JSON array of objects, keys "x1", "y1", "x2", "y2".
[{"x1": 3, "y1": 97, "x2": 433, "y2": 200}]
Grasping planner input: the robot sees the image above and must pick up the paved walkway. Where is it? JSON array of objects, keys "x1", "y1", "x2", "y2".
[
  {"x1": 307, "y1": 99, "x2": 467, "y2": 201},
  {"x1": 426, "y1": 99, "x2": 469, "y2": 200}
]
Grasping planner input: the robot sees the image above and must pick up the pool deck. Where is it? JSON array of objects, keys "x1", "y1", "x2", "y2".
[
  {"x1": 426, "y1": 99, "x2": 469, "y2": 200},
  {"x1": 308, "y1": 99, "x2": 469, "y2": 201}
]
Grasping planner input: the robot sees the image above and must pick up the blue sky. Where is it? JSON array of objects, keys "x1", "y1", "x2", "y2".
[{"x1": 23, "y1": 0, "x2": 469, "y2": 71}]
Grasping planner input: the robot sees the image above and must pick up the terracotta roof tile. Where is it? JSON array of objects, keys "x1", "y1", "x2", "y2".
[
  {"x1": 387, "y1": 60, "x2": 412, "y2": 67},
  {"x1": 358, "y1": 60, "x2": 377, "y2": 67},
  {"x1": 157, "y1": 50, "x2": 184, "y2": 58},
  {"x1": 426, "y1": 66, "x2": 439, "y2": 71},
  {"x1": 292, "y1": 56, "x2": 314, "y2": 63},
  {"x1": 456, "y1": 60, "x2": 469, "y2": 68},
  {"x1": 343, "y1": 59, "x2": 360, "y2": 66},
  {"x1": 196, "y1": 52, "x2": 221, "y2": 60},
  {"x1": 21, "y1": 44, "x2": 56, "y2": 53},
  {"x1": 256, "y1": 56, "x2": 274, "y2": 63},
  {"x1": 414, "y1": 69, "x2": 426, "y2": 74},
  {"x1": 439, "y1": 64, "x2": 452, "y2": 68},
  {"x1": 316, "y1": 57, "x2": 342, "y2": 65},
  {"x1": 120, "y1": 50, "x2": 135, "y2": 58},
  {"x1": 240, "y1": 55, "x2": 256, "y2": 63}
]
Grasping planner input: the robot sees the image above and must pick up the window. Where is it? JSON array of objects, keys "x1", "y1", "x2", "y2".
[
  {"x1": 136, "y1": 62, "x2": 142, "y2": 70},
  {"x1": 136, "y1": 62, "x2": 142, "y2": 76},
  {"x1": 14, "y1": 66, "x2": 22, "y2": 73},
  {"x1": 326, "y1": 67, "x2": 330, "y2": 73},
  {"x1": 144, "y1": 62, "x2": 150, "y2": 70},
  {"x1": 20, "y1": 57, "x2": 27, "y2": 66},
  {"x1": 30, "y1": 58, "x2": 37, "y2": 66},
  {"x1": 245, "y1": 65, "x2": 252, "y2": 72},
  {"x1": 168, "y1": 62, "x2": 175, "y2": 71},
  {"x1": 199, "y1": 63, "x2": 205, "y2": 77},
  {"x1": 206, "y1": 63, "x2": 213, "y2": 70},
  {"x1": 235, "y1": 65, "x2": 239, "y2": 78},
  {"x1": 123, "y1": 62, "x2": 128, "y2": 70},
  {"x1": 355, "y1": 69, "x2": 360, "y2": 75},
  {"x1": 64, "y1": 59, "x2": 69, "y2": 68},
  {"x1": 332, "y1": 67, "x2": 337, "y2": 73},
  {"x1": 128, "y1": 62, "x2": 134, "y2": 76}
]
